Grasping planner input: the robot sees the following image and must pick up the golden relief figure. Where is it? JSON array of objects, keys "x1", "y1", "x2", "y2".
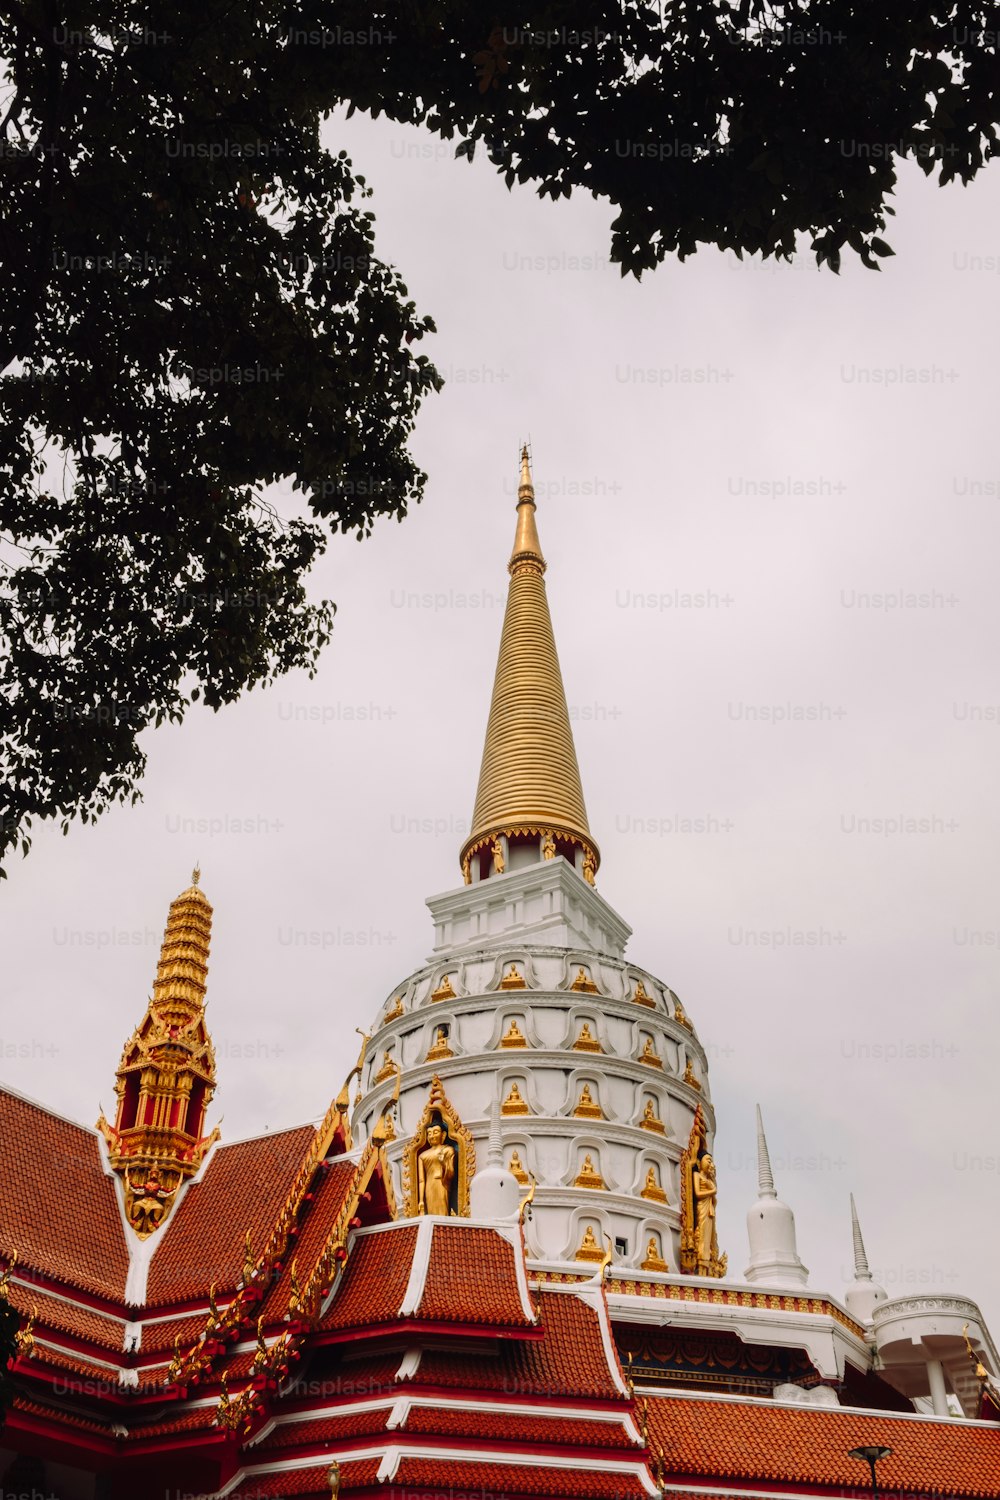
[
  {"x1": 501, "y1": 1081, "x2": 530, "y2": 1115},
  {"x1": 383, "y1": 995, "x2": 404, "y2": 1022},
  {"x1": 401, "y1": 1076, "x2": 475, "y2": 1218},
  {"x1": 124, "y1": 1165, "x2": 180, "y2": 1238},
  {"x1": 572, "y1": 1021, "x2": 602, "y2": 1052},
  {"x1": 641, "y1": 1165, "x2": 668, "y2": 1204},
  {"x1": 575, "y1": 1225, "x2": 606, "y2": 1263},
  {"x1": 425, "y1": 1025, "x2": 453, "y2": 1062},
  {"x1": 641, "y1": 1235, "x2": 669, "y2": 1272},
  {"x1": 582, "y1": 849, "x2": 597, "y2": 886},
  {"x1": 417, "y1": 1120, "x2": 456, "y2": 1215},
  {"x1": 491, "y1": 836, "x2": 505, "y2": 874},
  {"x1": 508, "y1": 1149, "x2": 530, "y2": 1184},
  {"x1": 693, "y1": 1155, "x2": 719, "y2": 1274},
  {"x1": 498, "y1": 1017, "x2": 528, "y2": 1048},
  {"x1": 373, "y1": 1050, "x2": 397, "y2": 1084},
  {"x1": 574, "y1": 1153, "x2": 606, "y2": 1189},
  {"x1": 570, "y1": 966, "x2": 599, "y2": 993},
  {"x1": 542, "y1": 832, "x2": 557, "y2": 859},
  {"x1": 499, "y1": 963, "x2": 527, "y2": 990},
  {"x1": 431, "y1": 974, "x2": 456, "y2": 1002},
  {"x1": 639, "y1": 1099, "x2": 666, "y2": 1134},
  {"x1": 633, "y1": 979, "x2": 655, "y2": 1008},
  {"x1": 683, "y1": 1058, "x2": 702, "y2": 1090},
  {"x1": 639, "y1": 1036, "x2": 663, "y2": 1068},
  {"x1": 573, "y1": 1083, "x2": 604, "y2": 1119},
  {"x1": 679, "y1": 1106, "x2": 727, "y2": 1278}
]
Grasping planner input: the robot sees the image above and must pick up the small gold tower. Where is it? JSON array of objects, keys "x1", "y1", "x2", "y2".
[{"x1": 97, "y1": 870, "x2": 219, "y2": 1237}]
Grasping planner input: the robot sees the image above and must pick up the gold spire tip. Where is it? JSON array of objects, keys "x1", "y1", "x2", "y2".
[
  {"x1": 191, "y1": 864, "x2": 201, "y2": 887},
  {"x1": 518, "y1": 442, "x2": 534, "y2": 503}
]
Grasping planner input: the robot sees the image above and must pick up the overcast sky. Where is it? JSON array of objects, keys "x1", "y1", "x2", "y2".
[{"x1": 4, "y1": 108, "x2": 999, "y2": 1345}]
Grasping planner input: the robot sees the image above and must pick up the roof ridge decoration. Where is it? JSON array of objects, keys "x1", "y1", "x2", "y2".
[
  {"x1": 96, "y1": 874, "x2": 220, "y2": 1237},
  {"x1": 678, "y1": 1105, "x2": 727, "y2": 1279},
  {"x1": 460, "y1": 446, "x2": 599, "y2": 887},
  {"x1": 401, "y1": 1077, "x2": 476, "y2": 1219}
]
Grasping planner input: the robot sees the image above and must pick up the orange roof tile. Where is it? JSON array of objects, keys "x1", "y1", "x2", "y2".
[
  {"x1": 393, "y1": 1457, "x2": 649, "y2": 1499},
  {"x1": 646, "y1": 1393, "x2": 1000, "y2": 1496},
  {"x1": 0, "y1": 1088, "x2": 130, "y2": 1301},
  {"x1": 260, "y1": 1407, "x2": 392, "y2": 1450},
  {"x1": 416, "y1": 1291, "x2": 622, "y2": 1400},
  {"x1": 321, "y1": 1225, "x2": 418, "y2": 1331},
  {"x1": 228, "y1": 1458, "x2": 380, "y2": 1498},
  {"x1": 256, "y1": 1159, "x2": 359, "y2": 1325},
  {"x1": 402, "y1": 1406, "x2": 635, "y2": 1449},
  {"x1": 418, "y1": 1225, "x2": 534, "y2": 1327},
  {"x1": 138, "y1": 1310, "x2": 212, "y2": 1355},
  {"x1": 9, "y1": 1283, "x2": 125, "y2": 1352},
  {"x1": 146, "y1": 1125, "x2": 315, "y2": 1305}
]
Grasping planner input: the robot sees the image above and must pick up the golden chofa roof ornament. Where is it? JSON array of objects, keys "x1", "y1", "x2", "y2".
[
  {"x1": 460, "y1": 446, "x2": 600, "y2": 886},
  {"x1": 97, "y1": 871, "x2": 220, "y2": 1237}
]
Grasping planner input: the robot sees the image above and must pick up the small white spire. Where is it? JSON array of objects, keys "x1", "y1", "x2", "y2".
[
  {"x1": 850, "y1": 1192, "x2": 872, "y2": 1280},
  {"x1": 844, "y1": 1193, "x2": 888, "y2": 1324},
  {"x1": 744, "y1": 1105, "x2": 808, "y2": 1289},
  {"x1": 756, "y1": 1104, "x2": 777, "y2": 1198},
  {"x1": 470, "y1": 1092, "x2": 519, "y2": 1222},
  {"x1": 487, "y1": 1095, "x2": 502, "y2": 1167}
]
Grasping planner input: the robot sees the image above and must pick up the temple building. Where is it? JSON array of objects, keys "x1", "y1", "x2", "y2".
[{"x1": 1, "y1": 450, "x2": 999, "y2": 1499}]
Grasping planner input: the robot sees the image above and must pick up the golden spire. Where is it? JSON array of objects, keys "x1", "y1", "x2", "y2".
[
  {"x1": 96, "y1": 874, "x2": 219, "y2": 1237},
  {"x1": 460, "y1": 446, "x2": 599, "y2": 883}
]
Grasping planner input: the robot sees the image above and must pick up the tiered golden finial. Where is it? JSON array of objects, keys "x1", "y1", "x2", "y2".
[
  {"x1": 97, "y1": 871, "x2": 220, "y2": 1236},
  {"x1": 460, "y1": 446, "x2": 600, "y2": 886}
]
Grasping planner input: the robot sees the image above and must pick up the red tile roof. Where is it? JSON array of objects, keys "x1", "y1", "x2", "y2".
[
  {"x1": 321, "y1": 1225, "x2": 418, "y2": 1331},
  {"x1": 393, "y1": 1457, "x2": 649, "y2": 1499},
  {"x1": 260, "y1": 1407, "x2": 392, "y2": 1450},
  {"x1": 145, "y1": 1125, "x2": 315, "y2": 1305},
  {"x1": 646, "y1": 1393, "x2": 1000, "y2": 1496},
  {"x1": 415, "y1": 1290, "x2": 622, "y2": 1400},
  {"x1": 139, "y1": 1310, "x2": 212, "y2": 1355},
  {"x1": 228, "y1": 1458, "x2": 380, "y2": 1498},
  {"x1": 256, "y1": 1159, "x2": 359, "y2": 1325},
  {"x1": 401, "y1": 1405, "x2": 635, "y2": 1449},
  {"x1": 0, "y1": 1089, "x2": 130, "y2": 1300},
  {"x1": 418, "y1": 1225, "x2": 534, "y2": 1327},
  {"x1": 9, "y1": 1283, "x2": 125, "y2": 1352}
]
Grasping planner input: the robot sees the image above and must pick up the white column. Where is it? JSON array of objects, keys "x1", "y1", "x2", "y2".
[{"x1": 926, "y1": 1356, "x2": 949, "y2": 1417}]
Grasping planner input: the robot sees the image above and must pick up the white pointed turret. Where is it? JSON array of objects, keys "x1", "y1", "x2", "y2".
[
  {"x1": 744, "y1": 1106, "x2": 809, "y2": 1288},
  {"x1": 843, "y1": 1193, "x2": 888, "y2": 1324},
  {"x1": 470, "y1": 1097, "x2": 520, "y2": 1221}
]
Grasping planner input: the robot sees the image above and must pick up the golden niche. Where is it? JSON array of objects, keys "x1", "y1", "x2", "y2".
[
  {"x1": 570, "y1": 966, "x2": 599, "y2": 994},
  {"x1": 431, "y1": 974, "x2": 456, "y2": 1003},
  {"x1": 501, "y1": 1081, "x2": 531, "y2": 1116},
  {"x1": 572, "y1": 1022, "x2": 602, "y2": 1053},
  {"x1": 640, "y1": 1165, "x2": 668, "y2": 1204},
  {"x1": 575, "y1": 1225, "x2": 606, "y2": 1263},
  {"x1": 639, "y1": 1037, "x2": 663, "y2": 1069},
  {"x1": 498, "y1": 1017, "x2": 528, "y2": 1049},
  {"x1": 633, "y1": 979, "x2": 656, "y2": 1008},
  {"x1": 383, "y1": 995, "x2": 405, "y2": 1023},
  {"x1": 574, "y1": 1153, "x2": 606, "y2": 1190},
  {"x1": 639, "y1": 1099, "x2": 666, "y2": 1135},
  {"x1": 679, "y1": 1105, "x2": 727, "y2": 1278},
  {"x1": 425, "y1": 1026, "x2": 453, "y2": 1063},
  {"x1": 573, "y1": 1083, "x2": 604, "y2": 1120},
  {"x1": 673, "y1": 995, "x2": 693, "y2": 1030},
  {"x1": 401, "y1": 1076, "x2": 475, "y2": 1218},
  {"x1": 499, "y1": 964, "x2": 527, "y2": 990}
]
